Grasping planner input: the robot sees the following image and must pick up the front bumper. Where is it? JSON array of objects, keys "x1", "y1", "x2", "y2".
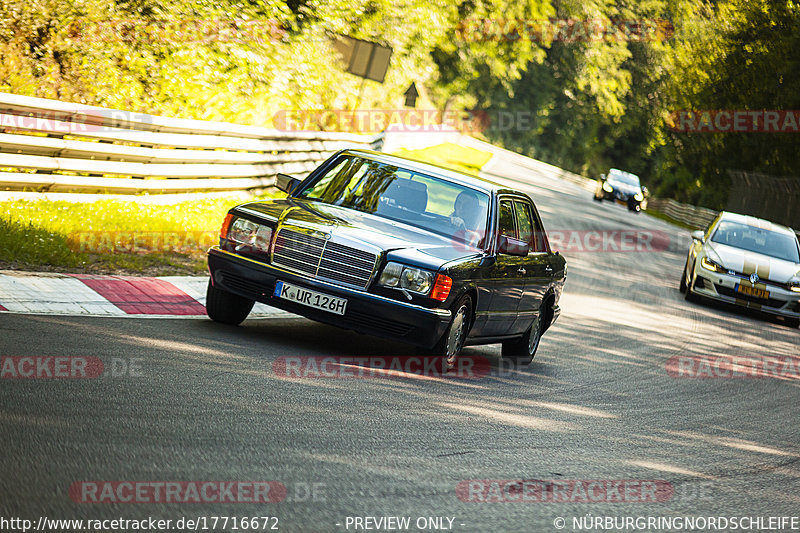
[
  {"x1": 689, "y1": 268, "x2": 800, "y2": 319},
  {"x1": 599, "y1": 189, "x2": 641, "y2": 207},
  {"x1": 207, "y1": 247, "x2": 452, "y2": 349}
]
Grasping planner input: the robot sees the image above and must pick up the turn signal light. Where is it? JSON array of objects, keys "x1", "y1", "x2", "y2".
[
  {"x1": 430, "y1": 274, "x2": 453, "y2": 302},
  {"x1": 219, "y1": 213, "x2": 234, "y2": 241}
]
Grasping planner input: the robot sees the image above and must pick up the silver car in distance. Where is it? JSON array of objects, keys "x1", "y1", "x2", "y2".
[{"x1": 680, "y1": 211, "x2": 800, "y2": 328}]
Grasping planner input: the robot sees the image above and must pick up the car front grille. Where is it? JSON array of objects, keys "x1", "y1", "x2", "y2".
[
  {"x1": 272, "y1": 228, "x2": 377, "y2": 289},
  {"x1": 714, "y1": 284, "x2": 786, "y2": 308},
  {"x1": 721, "y1": 269, "x2": 794, "y2": 291}
]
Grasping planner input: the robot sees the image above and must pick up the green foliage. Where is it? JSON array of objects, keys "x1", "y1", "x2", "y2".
[
  {"x1": 483, "y1": 0, "x2": 799, "y2": 210},
  {"x1": 0, "y1": 193, "x2": 277, "y2": 274},
  {"x1": 0, "y1": 0, "x2": 797, "y2": 213}
]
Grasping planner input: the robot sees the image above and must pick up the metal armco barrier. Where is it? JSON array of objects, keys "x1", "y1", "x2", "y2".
[
  {"x1": 0, "y1": 93, "x2": 382, "y2": 194},
  {"x1": 646, "y1": 198, "x2": 719, "y2": 229}
]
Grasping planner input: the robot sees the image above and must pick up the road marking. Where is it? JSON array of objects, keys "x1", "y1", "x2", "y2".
[{"x1": 0, "y1": 272, "x2": 296, "y2": 318}]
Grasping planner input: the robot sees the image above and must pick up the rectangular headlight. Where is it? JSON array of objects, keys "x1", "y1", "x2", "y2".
[
  {"x1": 223, "y1": 216, "x2": 272, "y2": 255},
  {"x1": 379, "y1": 262, "x2": 434, "y2": 295},
  {"x1": 701, "y1": 257, "x2": 726, "y2": 273}
]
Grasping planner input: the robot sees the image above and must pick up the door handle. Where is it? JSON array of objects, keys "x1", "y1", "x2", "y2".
[{"x1": 518, "y1": 267, "x2": 526, "y2": 275}]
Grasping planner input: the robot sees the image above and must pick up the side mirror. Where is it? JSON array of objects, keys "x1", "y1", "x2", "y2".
[
  {"x1": 691, "y1": 230, "x2": 705, "y2": 243},
  {"x1": 499, "y1": 235, "x2": 529, "y2": 256},
  {"x1": 276, "y1": 173, "x2": 300, "y2": 194}
]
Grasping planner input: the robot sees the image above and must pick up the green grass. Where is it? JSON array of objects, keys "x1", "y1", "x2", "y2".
[
  {"x1": 392, "y1": 142, "x2": 493, "y2": 177},
  {"x1": 0, "y1": 193, "x2": 279, "y2": 275}
]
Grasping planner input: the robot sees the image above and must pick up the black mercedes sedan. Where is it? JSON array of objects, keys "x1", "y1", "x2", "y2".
[{"x1": 206, "y1": 150, "x2": 566, "y2": 368}]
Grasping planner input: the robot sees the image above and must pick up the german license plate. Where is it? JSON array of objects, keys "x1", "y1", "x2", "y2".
[
  {"x1": 274, "y1": 281, "x2": 347, "y2": 315},
  {"x1": 736, "y1": 283, "x2": 769, "y2": 299}
]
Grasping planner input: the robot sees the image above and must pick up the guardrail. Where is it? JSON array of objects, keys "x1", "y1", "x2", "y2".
[
  {"x1": 646, "y1": 197, "x2": 719, "y2": 229},
  {"x1": 0, "y1": 93, "x2": 382, "y2": 194}
]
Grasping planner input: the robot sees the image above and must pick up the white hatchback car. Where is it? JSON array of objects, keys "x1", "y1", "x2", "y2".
[{"x1": 681, "y1": 212, "x2": 800, "y2": 328}]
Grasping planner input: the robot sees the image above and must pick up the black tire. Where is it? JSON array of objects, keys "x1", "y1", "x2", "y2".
[
  {"x1": 501, "y1": 308, "x2": 544, "y2": 366},
  {"x1": 432, "y1": 295, "x2": 473, "y2": 371},
  {"x1": 684, "y1": 271, "x2": 700, "y2": 302},
  {"x1": 592, "y1": 194, "x2": 602, "y2": 202},
  {"x1": 679, "y1": 260, "x2": 688, "y2": 294},
  {"x1": 784, "y1": 317, "x2": 800, "y2": 329},
  {"x1": 206, "y1": 279, "x2": 255, "y2": 325}
]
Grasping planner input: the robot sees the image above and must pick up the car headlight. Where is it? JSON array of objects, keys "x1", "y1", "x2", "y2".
[
  {"x1": 379, "y1": 262, "x2": 434, "y2": 294},
  {"x1": 634, "y1": 192, "x2": 644, "y2": 202},
  {"x1": 221, "y1": 216, "x2": 272, "y2": 254},
  {"x1": 602, "y1": 182, "x2": 613, "y2": 193},
  {"x1": 790, "y1": 282, "x2": 800, "y2": 293},
  {"x1": 701, "y1": 256, "x2": 726, "y2": 273}
]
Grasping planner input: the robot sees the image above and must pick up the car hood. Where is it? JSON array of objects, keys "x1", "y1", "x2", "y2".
[
  {"x1": 235, "y1": 199, "x2": 481, "y2": 271},
  {"x1": 706, "y1": 242, "x2": 800, "y2": 283}
]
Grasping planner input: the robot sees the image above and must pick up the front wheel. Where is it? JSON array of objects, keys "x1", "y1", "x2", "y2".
[
  {"x1": 684, "y1": 271, "x2": 700, "y2": 303},
  {"x1": 433, "y1": 295, "x2": 472, "y2": 371},
  {"x1": 502, "y1": 312, "x2": 543, "y2": 366},
  {"x1": 679, "y1": 260, "x2": 689, "y2": 293},
  {"x1": 206, "y1": 279, "x2": 255, "y2": 325}
]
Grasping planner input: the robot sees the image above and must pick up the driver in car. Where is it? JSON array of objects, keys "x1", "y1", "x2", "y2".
[{"x1": 450, "y1": 190, "x2": 482, "y2": 247}]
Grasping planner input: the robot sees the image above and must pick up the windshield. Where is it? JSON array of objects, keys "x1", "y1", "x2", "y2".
[
  {"x1": 296, "y1": 156, "x2": 490, "y2": 246},
  {"x1": 710, "y1": 220, "x2": 800, "y2": 263},
  {"x1": 608, "y1": 170, "x2": 640, "y2": 187}
]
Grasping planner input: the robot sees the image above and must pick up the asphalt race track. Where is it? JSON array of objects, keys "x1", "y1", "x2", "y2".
[{"x1": 1, "y1": 152, "x2": 799, "y2": 533}]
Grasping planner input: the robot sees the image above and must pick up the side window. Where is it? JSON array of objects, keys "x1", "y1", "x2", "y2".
[
  {"x1": 530, "y1": 209, "x2": 549, "y2": 253},
  {"x1": 499, "y1": 200, "x2": 516, "y2": 239},
  {"x1": 514, "y1": 201, "x2": 534, "y2": 248}
]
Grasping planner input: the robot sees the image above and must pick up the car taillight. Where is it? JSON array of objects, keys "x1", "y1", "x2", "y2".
[
  {"x1": 430, "y1": 274, "x2": 452, "y2": 302},
  {"x1": 219, "y1": 213, "x2": 234, "y2": 242}
]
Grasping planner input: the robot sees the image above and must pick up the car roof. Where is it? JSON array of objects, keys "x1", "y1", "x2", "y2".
[
  {"x1": 342, "y1": 149, "x2": 507, "y2": 194},
  {"x1": 717, "y1": 211, "x2": 797, "y2": 237}
]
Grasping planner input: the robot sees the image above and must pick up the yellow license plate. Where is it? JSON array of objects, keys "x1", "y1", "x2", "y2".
[
  {"x1": 616, "y1": 199, "x2": 626, "y2": 206},
  {"x1": 736, "y1": 284, "x2": 769, "y2": 299}
]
